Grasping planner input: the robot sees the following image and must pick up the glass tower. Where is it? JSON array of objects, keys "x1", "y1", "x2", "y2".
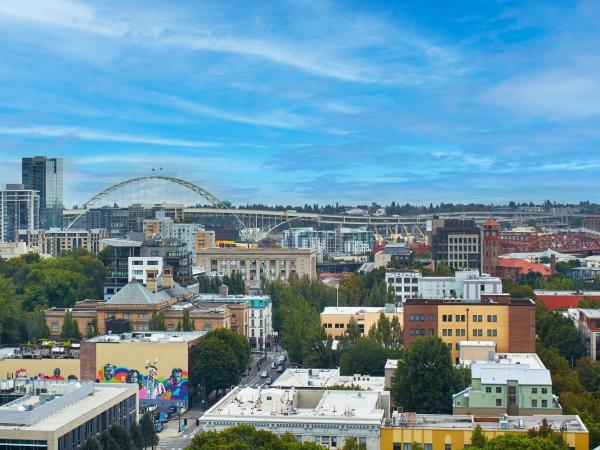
[{"x1": 22, "y1": 156, "x2": 63, "y2": 229}]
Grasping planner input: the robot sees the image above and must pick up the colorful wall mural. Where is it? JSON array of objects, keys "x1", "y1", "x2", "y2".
[{"x1": 96, "y1": 359, "x2": 188, "y2": 408}]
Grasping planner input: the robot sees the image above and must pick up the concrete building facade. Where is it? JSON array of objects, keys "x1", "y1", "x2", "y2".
[
  {"x1": 18, "y1": 228, "x2": 108, "y2": 257},
  {"x1": 385, "y1": 269, "x2": 421, "y2": 303},
  {"x1": 21, "y1": 156, "x2": 63, "y2": 229},
  {"x1": 0, "y1": 184, "x2": 39, "y2": 242},
  {"x1": 429, "y1": 218, "x2": 481, "y2": 271},
  {"x1": 321, "y1": 306, "x2": 403, "y2": 340}
]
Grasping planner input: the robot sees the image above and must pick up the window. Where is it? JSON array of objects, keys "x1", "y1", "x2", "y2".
[
  {"x1": 425, "y1": 445, "x2": 432, "y2": 450},
  {"x1": 52, "y1": 322, "x2": 59, "y2": 331},
  {"x1": 542, "y1": 399, "x2": 548, "y2": 407},
  {"x1": 496, "y1": 387, "x2": 502, "y2": 393},
  {"x1": 393, "y1": 444, "x2": 401, "y2": 450},
  {"x1": 532, "y1": 399, "x2": 538, "y2": 407},
  {"x1": 429, "y1": 314, "x2": 435, "y2": 322},
  {"x1": 445, "y1": 445, "x2": 452, "y2": 450},
  {"x1": 486, "y1": 386, "x2": 492, "y2": 393},
  {"x1": 404, "y1": 444, "x2": 412, "y2": 450},
  {"x1": 541, "y1": 387, "x2": 547, "y2": 394},
  {"x1": 532, "y1": 387, "x2": 538, "y2": 394},
  {"x1": 496, "y1": 398, "x2": 502, "y2": 406}
]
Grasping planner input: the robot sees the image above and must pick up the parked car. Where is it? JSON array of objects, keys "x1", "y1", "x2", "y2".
[
  {"x1": 260, "y1": 370, "x2": 268, "y2": 378},
  {"x1": 265, "y1": 377, "x2": 273, "y2": 385},
  {"x1": 271, "y1": 361, "x2": 277, "y2": 369},
  {"x1": 276, "y1": 365, "x2": 284, "y2": 373}
]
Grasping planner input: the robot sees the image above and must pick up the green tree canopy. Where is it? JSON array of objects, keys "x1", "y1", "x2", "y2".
[
  {"x1": 193, "y1": 338, "x2": 240, "y2": 396},
  {"x1": 60, "y1": 310, "x2": 82, "y2": 340},
  {"x1": 81, "y1": 437, "x2": 101, "y2": 450},
  {"x1": 148, "y1": 310, "x2": 165, "y2": 331},
  {"x1": 139, "y1": 412, "x2": 158, "y2": 449},
  {"x1": 392, "y1": 336, "x2": 462, "y2": 413},
  {"x1": 339, "y1": 337, "x2": 388, "y2": 376}
]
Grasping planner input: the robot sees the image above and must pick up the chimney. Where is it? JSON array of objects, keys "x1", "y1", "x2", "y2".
[
  {"x1": 146, "y1": 269, "x2": 158, "y2": 293},
  {"x1": 163, "y1": 266, "x2": 174, "y2": 289},
  {"x1": 219, "y1": 284, "x2": 229, "y2": 297}
]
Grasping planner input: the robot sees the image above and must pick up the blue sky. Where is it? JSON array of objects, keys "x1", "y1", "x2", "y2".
[{"x1": 0, "y1": 0, "x2": 599, "y2": 207}]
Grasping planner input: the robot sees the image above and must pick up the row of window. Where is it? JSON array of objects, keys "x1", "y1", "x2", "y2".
[
  {"x1": 324, "y1": 323, "x2": 346, "y2": 329},
  {"x1": 409, "y1": 314, "x2": 435, "y2": 322},
  {"x1": 442, "y1": 314, "x2": 498, "y2": 323},
  {"x1": 441, "y1": 328, "x2": 498, "y2": 337}
]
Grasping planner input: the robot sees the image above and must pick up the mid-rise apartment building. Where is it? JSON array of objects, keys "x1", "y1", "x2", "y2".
[
  {"x1": 403, "y1": 296, "x2": 536, "y2": 363},
  {"x1": 386, "y1": 269, "x2": 421, "y2": 303},
  {"x1": 196, "y1": 247, "x2": 317, "y2": 289},
  {"x1": 281, "y1": 227, "x2": 374, "y2": 258},
  {"x1": 381, "y1": 413, "x2": 588, "y2": 450},
  {"x1": 418, "y1": 270, "x2": 503, "y2": 300},
  {"x1": 578, "y1": 308, "x2": 600, "y2": 361},
  {"x1": 321, "y1": 305, "x2": 403, "y2": 339},
  {"x1": 18, "y1": 228, "x2": 108, "y2": 257},
  {"x1": 0, "y1": 379, "x2": 138, "y2": 450},
  {"x1": 429, "y1": 218, "x2": 481, "y2": 270},
  {"x1": 144, "y1": 214, "x2": 214, "y2": 261},
  {"x1": 453, "y1": 352, "x2": 560, "y2": 416},
  {"x1": 101, "y1": 238, "x2": 143, "y2": 299},
  {"x1": 128, "y1": 256, "x2": 163, "y2": 283},
  {"x1": 0, "y1": 184, "x2": 39, "y2": 242}
]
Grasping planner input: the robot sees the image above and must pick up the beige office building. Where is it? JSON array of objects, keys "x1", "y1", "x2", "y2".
[
  {"x1": 320, "y1": 306, "x2": 403, "y2": 339},
  {"x1": 196, "y1": 247, "x2": 318, "y2": 289}
]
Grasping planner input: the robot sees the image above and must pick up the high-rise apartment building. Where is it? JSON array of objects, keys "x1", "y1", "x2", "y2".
[
  {"x1": 22, "y1": 156, "x2": 63, "y2": 228},
  {"x1": 429, "y1": 218, "x2": 481, "y2": 270},
  {"x1": 0, "y1": 184, "x2": 39, "y2": 242}
]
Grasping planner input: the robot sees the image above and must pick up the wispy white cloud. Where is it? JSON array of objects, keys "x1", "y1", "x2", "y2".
[
  {"x1": 0, "y1": 125, "x2": 220, "y2": 148},
  {"x1": 163, "y1": 95, "x2": 310, "y2": 129}
]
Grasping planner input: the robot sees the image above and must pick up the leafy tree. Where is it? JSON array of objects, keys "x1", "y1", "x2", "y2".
[
  {"x1": 0, "y1": 277, "x2": 24, "y2": 344},
  {"x1": 341, "y1": 436, "x2": 365, "y2": 450},
  {"x1": 139, "y1": 412, "x2": 158, "y2": 449},
  {"x1": 99, "y1": 430, "x2": 119, "y2": 450},
  {"x1": 187, "y1": 424, "x2": 323, "y2": 450},
  {"x1": 392, "y1": 336, "x2": 462, "y2": 413},
  {"x1": 148, "y1": 310, "x2": 165, "y2": 331},
  {"x1": 129, "y1": 422, "x2": 145, "y2": 450},
  {"x1": 579, "y1": 297, "x2": 600, "y2": 308},
  {"x1": 203, "y1": 328, "x2": 251, "y2": 375},
  {"x1": 87, "y1": 317, "x2": 99, "y2": 338},
  {"x1": 470, "y1": 424, "x2": 488, "y2": 448},
  {"x1": 193, "y1": 338, "x2": 240, "y2": 397},
  {"x1": 364, "y1": 279, "x2": 393, "y2": 307},
  {"x1": 182, "y1": 309, "x2": 194, "y2": 331},
  {"x1": 367, "y1": 313, "x2": 402, "y2": 351},
  {"x1": 81, "y1": 437, "x2": 101, "y2": 450},
  {"x1": 340, "y1": 337, "x2": 388, "y2": 376},
  {"x1": 24, "y1": 309, "x2": 50, "y2": 342},
  {"x1": 108, "y1": 422, "x2": 135, "y2": 450},
  {"x1": 482, "y1": 434, "x2": 567, "y2": 450},
  {"x1": 575, "y1": 357, "x2": 600, "y2": 391},
  {"x1": 280, "y1": 294, "x2": 324, "y2": 365},
  {"x1": 536, "y1": 308, "x2": 585, "y2": 362},
  {"x1": 338, "y1": 317, "x2": 362, "y2": 352},
  {"x1": 339, "y1": 274, "x2": 365, "y2": 306},
  {"x1": 60, "y1": 310, "x2": 82, "y2": 340}
]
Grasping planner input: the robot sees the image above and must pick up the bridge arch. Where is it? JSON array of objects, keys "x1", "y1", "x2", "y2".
[{"x1": 65, "y1": 175, "x2": 247, "y2": 233}]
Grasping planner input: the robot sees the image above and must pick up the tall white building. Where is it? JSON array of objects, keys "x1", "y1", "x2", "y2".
[
  {"x1": 144, "y1": 214, "x2": 209, "y2": 262},
  {"x1": 128, "y1": 256, "x2": 164, "y2": 283},
  {"x1": 281, "y1": 227, "x2": 374, "y2": 257},
  {"x1": 0, "y1": 184, "x2": 39, "y2": 242}
]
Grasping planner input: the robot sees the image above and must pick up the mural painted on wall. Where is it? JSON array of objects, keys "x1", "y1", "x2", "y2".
[
  {"x1": 96, "y1": 358, "x2": 188, "y2": 407},
  {"x1": 15, "y1": 368, "x2": 78, "y2": 381}
]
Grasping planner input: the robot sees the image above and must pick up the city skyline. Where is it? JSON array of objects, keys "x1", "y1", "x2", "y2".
[{"x1": 1, "y1": 1, "x2": 600, "y2": 207}]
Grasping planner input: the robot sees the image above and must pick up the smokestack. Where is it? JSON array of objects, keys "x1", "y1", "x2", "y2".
[
  {"x1": 163, "y1": 266, "x2": 174, "y2": 289},
  {"x1": 146, "y1": 269, "x2": 158, "y2": 293}
]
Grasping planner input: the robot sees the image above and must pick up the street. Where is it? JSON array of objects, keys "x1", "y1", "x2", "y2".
[{"x1": 158, "y1": 350, "x2": 287, "y2": 450}]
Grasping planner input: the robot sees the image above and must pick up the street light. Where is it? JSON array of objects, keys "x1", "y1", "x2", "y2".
[{"x1": 335, "y1": 283, "x2": 340, "y2": 308}]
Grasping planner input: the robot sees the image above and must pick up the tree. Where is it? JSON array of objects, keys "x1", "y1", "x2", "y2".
[
  {"x1": 470, "y1": 424, "x2": 488, "y2": 448},
  {"x1": 537, "y1": 307, "x2": 585, "y2": 362},
  {"x1": 579, "y1": 297, "x2": 600, "y2": 308},
  {"x1": 341, "y1": 437, "x2": 366, "y2": 450},
  {"x1": 392, "y1": 336, "x2": 460, "y2": 413},
  {"x1": 367, "y1": 313, "x2": 402, "y2": 352},
  {"x1": 129, "y1": 422, "x2": 145, "y2": 450},
  {"x1": 99, "y1": 430, "x2": 119, "y2": 450},
  {"x1": 87, "y1": 317, "x2": 99, "y2": 338},
  {"x1": 575, "y1": 357, "x2": 600, "y2": 391},
  {"x1": 182, "y1": 310, "x2": 194, "y2": 331},
  {"x1": 24, "y1": 309, "x2": 50, "y2": 342},
  {"x1": 482, "y1": 434, "x2": 567, "y2": 450},
  {"x1": 0, "y1": 277, "x2": 23, "y2": 344},
  {"x1": 108, "y1": 422, "x2": 135, "y2": 450},
  {"x1": 186, "y1": 424, "x2": 323, "y2": 450},
  {"x1": 60, "y1": 310, "x2": 82, "y2": 340},
  {"x1": 81, "y1": 437, "x2": 101, "y2": 450},
  {"x1": 193, "y1": 338, "x2": 240, "y2": 397},
  {"x1": 202, "y1": 328, "x2": 251, "y2": 375},
  {"x1": 139, "y1": 412, "x2": 158, "y2": 449},
  {"x1": 280, "y1": 294, "x2": 323, "y2": 365},
  {"x1": 339, "y1": 274, "x2": 365, "y2": 306},
  {"x1": 339, "y1": 337, "x2": 388, "y2": 376},
  {"x1": 148, "y1": 310, "x2": 165, "y2": 331}
]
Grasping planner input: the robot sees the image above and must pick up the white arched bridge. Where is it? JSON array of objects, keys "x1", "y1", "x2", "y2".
[{"x1": 63, "y1": 175, "x2": 563, "y2": 241}]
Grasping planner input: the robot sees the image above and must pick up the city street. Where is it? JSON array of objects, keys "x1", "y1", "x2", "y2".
[{"x1": 158, "y1": 350, "x2": 287, "y2": 450}]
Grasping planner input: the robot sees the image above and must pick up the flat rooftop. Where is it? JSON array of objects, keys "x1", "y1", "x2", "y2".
[
  {"x1": 385, "y1": 359, "x2": 398, "y2": 370},
  {"x1": 203, "y1": 387, "x2": 384, "y2": 423},
  {"x1": 535, "y1": 290, "x2": 600, "y2": 296},
  {"x1": 0, "y1": 380, "x2": 136, "y2": 430},
  {"x1": 460, "y1": 351, "x2": 546, "y2": 370},
  {"x1": 385, "y1": 413, "x2": 587, "y2": 433},
  {"x1": 101, "y1": 238, "x2": 143, "y2": 247},
  {"x1": 578, "y1": 309, "x2": 600, "y2": 319},
  {"x1": 87, "y1": 331, "x2": 206, "y2": 343},
  {"x1": 321, "y1": 306, "x2": 402, "y2": 315},
  {"x1": 273, "y1": 368, "x2": 385, "y2": 392},
  {"x1": 195, "y1": 294, "x2": 270, "y2": 302}
]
